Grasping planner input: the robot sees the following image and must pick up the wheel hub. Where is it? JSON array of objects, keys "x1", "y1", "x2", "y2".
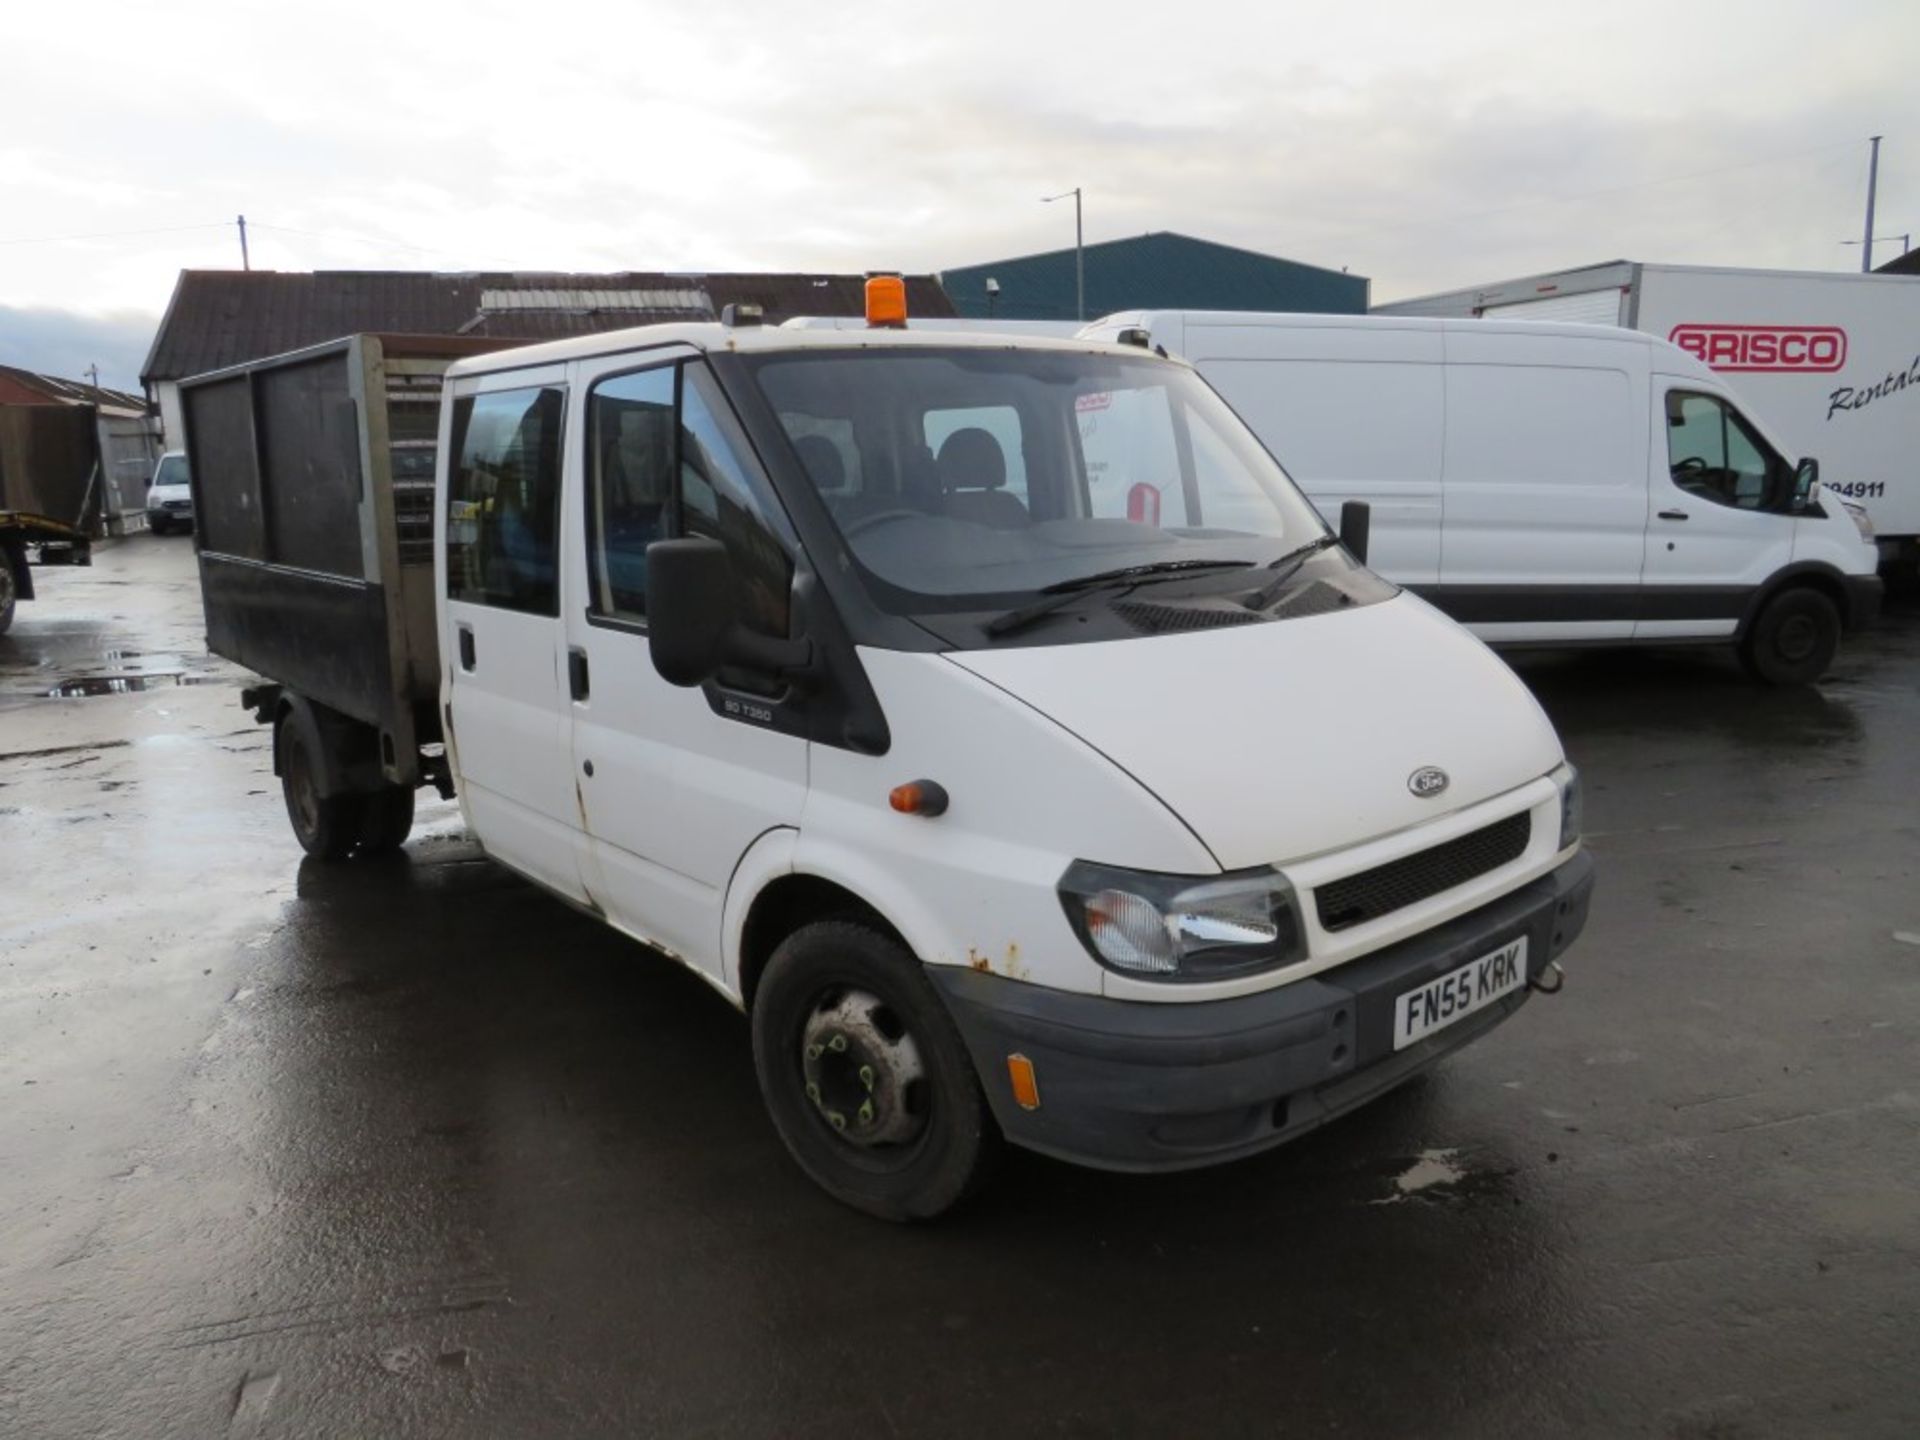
[
  {"x1": 800, "y1": 988, "x2": 926, "y2": 1148},
  {"x1": 1776, "y1": 614, "x2": 1818, "y2": 662}
]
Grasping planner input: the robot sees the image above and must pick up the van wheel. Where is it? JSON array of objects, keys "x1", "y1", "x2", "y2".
[
  {"x1": 356, "y1": 784, "x2": 416, "y2": 855},
  {"x1": 1740, "y1": 588, "x2": 1841, "y2": 685},
  {"x1": 751, "y1": 921, "x2": 1001, "y2": 1221},
  {"x1": 278, "y1": 717, "x2": 363, "y2": 860}
]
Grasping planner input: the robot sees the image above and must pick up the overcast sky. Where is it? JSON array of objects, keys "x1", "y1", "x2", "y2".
[{"x1": 3, "y1": 0, "x2": 1915, "y2": 390}]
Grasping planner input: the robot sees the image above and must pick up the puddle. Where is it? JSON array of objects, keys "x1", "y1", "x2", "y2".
[{"x1": 44, "y1": 674, "x2": 229, "y2": 698}]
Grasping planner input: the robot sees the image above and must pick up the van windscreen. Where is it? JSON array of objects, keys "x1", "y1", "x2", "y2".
[{"x1": 744, "y1": 347, "x2": 1327, "y2": 614}]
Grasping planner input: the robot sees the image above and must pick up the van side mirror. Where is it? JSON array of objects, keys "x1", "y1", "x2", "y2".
[
  {"x1": 645, "y1": 537, "x2": 814, "y2": 688},
  {"x1": 647, "y1": 538, "x2": 734, "y2": 686},
  {"x1": 1791, "y1": 456, "x2": 1819, "y2": 511},
  {"x1": 1338, "y1": 500, "x2": 1371, "y2": 565}
]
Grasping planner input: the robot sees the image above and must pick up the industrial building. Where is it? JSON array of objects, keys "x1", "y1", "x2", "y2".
[{"x1": 939, "y1": 231, "x2": 1368, "y2": 323}]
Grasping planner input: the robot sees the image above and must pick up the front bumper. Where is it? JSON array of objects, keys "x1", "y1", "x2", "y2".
[{"x1": 928, "y1": 850, "x2": 1595, "y2": 1172}]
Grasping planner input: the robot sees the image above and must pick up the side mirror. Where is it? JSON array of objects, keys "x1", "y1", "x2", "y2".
[
  {"x1": 646, "y1": 538, "x2": 736, "y2": 686},
  {"x1": 1791, "y1": 456, "x2": 1820, "y2": 510},
  {"x1": 644, "y1": 536, "x2": 813, "y2": 688},
  {"x1": 1338, "y1": 500, "x2": 1372, "y2": 565}
]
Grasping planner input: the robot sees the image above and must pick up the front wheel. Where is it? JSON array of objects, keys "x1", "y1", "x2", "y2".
[
  {"x1": 751, "y1": 921, "x2": 1001, "y2": 1221},
  {"x1": 1739, "y1": 588, "x2": 1841, "y2": 685}
]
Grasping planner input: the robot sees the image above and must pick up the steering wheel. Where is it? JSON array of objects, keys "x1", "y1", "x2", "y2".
[{"x1": 842, "y1": 509, "x2": 925, "y2": 537}]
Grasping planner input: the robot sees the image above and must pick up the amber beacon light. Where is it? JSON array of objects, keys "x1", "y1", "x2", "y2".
[{"x1": 866, "y1": 274, "x2": 908, "y2": 328}]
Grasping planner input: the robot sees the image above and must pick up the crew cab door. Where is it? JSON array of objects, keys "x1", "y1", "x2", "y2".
[
  {"x1": 561, "y1": 353, "x2": 808, "y2": 987},
  {"x1": 440, "y1": 367, "x2": 588, "y2": 902},
  {"x1": 1638, "y1": 383, "x2": 1796, "y2": 640}
]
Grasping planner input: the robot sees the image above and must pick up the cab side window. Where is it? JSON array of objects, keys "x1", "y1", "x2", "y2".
[
  {"x1": 586, "y1": 367, "x2": 675, "y2": 620},
  {"x1": 680, "y1": 365, "x2": 793, "y2": 640},
  {"x1": 447, "y1": 387, "x2": 566, "y2": 615},
  {"x1": 583, "y1": 361, "x2": 794, "y2": 641},
  {"x1": 1666, "y1": 391, "x2": 1781, "y2": 512}
]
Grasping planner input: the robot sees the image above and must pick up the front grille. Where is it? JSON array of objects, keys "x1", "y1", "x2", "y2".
[
  {"x1": 163, "y1": 500, "x2": 191, "y2": 511},
  {"x1": 1315, "y1": 810, "x2": 1531, "y2": 932}
]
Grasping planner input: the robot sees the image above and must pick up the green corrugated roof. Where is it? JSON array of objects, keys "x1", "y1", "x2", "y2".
[{"x1": 939, "y1": 231, "x2": 1368, "y2": 321}]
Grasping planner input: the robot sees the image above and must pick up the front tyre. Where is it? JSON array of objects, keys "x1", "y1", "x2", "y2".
[
  {"x1": 1740, "y1": 587, "x2": 1841, "y2": 686},
  {"x1": 751, "y1": 921, "x2": 1001, "y2": 1221}
]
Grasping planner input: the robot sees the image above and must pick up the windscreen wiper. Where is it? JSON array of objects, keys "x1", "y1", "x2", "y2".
[
  {"x1": 1241, "y1": 534, "x2": 1342, "y2": 611},
  {"x1": 985, "y1": 560, "x2": 1255, "y2": 638}
]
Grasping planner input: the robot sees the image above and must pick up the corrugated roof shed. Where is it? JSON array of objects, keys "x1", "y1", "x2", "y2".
[
  {"x1": 142, "y1": 269, "x2": 957, "y2": 383},
  {"x1": 939, "y1": 231, "x2": 1368, "y2": 321},
  {"x1": 0, "y1": 364, "x2": 147, "y2": 414}
]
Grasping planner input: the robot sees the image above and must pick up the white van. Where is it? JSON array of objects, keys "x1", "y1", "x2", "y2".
[
  {"x1": 1080, "y1": 311, "x2": 1882, "y2": 684},
  {"x1": 410, "y1": 299, "x2": 1596, "y2": 1217}
]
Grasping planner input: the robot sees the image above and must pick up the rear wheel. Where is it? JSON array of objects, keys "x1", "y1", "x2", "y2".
[
  {"x1": 1739, "y1": 587, "x2": 1841, "y2": 686},
  {"x1": 356, "y1": 783, "x2": 416, "y2": 855},
  {"x1": 751, "y1": 920, "x2": 1000, "y2": 1221},
  {"x1": 0, "y1": 547, "x2": 16, "y2": 635},
  {"x1": 278, "y1": 717, "x2": 364, "y2": 860}
]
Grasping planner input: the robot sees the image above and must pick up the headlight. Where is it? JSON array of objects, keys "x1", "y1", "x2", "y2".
[
  {"x1": 1058, "y1": 861, "x2": 1305, "y2": 982},
  {"x1": 1551, "y1": 762, "x2": 1582, "y2": 852},
  {"x1": 1843, "y1": 500, "x2": 1875, "y2": 543}
]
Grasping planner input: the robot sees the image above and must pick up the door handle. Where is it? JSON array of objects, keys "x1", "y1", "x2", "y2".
[
  {"x1": 568, "y1": 646, "x2": 590, "y2": 702},
  {"x1": 457, "y1": 625, "x2": 476, "y2": 671},
  {"x1": 1658, "y1": 510, "x2": 1689, "y2": 521}
]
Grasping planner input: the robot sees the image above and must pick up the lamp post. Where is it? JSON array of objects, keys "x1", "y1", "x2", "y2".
[{"x1": 1042, "y1": 187, "x2": 1084, "y2": 321}]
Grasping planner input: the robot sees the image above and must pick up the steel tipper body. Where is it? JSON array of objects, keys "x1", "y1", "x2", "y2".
[
  {"x1": 420, "y1": 298, "x2": 1594, "y2": 1218},
  {"x1": 179, "y1": 332, "x2": 508, "y2": 858},
  {"x1": 0, "y1": 510, "x2": 91, "y2": 635}
]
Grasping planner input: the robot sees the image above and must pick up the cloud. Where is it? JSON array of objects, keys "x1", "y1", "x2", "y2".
[
  {"x1": 0, "y1": 0, "x2": 1912, "y2": 321},
  {"x1": 0, "y1": 307, "x2": 160, "y2": 393}
]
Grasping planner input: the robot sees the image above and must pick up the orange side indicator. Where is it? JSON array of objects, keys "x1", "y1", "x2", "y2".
[
  {"x1": 888, "y1": 779, "x2": 949, "y2": 816},
  {"x1": 1007, "y1": 1053, "x2": 1041, "y2": 1110},
  {"x1": 866, "y1": 274, "x2": 908, "y2": 328}
]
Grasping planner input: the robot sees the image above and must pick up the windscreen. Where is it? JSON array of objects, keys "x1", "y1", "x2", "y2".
[
  {"x1": 154, "y1": 455, "x2": 190, "y2": 488},
  {"x1": 746, "y1": 347, "x2": 1325, "y2": 612}
]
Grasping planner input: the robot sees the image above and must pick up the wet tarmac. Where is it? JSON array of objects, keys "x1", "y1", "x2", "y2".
[{"x1": 2, "y1": 536, "x2": 1916, "y2": 1438}]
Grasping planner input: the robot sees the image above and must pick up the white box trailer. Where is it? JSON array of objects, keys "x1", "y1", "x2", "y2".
[{"x1": 1376, "y1": 261, "x2": 1920, "y2": 564}]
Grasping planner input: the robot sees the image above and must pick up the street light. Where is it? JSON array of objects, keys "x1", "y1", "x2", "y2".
[
  {"x1": 1841, "y1": 233, "x2": 1911, "y2": 260},
  {"x1": 1042, "y1": 187, "x2": 1084, "y2": 321}
]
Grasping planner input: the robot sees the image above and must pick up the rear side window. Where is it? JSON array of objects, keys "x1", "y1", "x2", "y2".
[{"x1": 446, "y1": 387, "x2": 566, "y2": 615}]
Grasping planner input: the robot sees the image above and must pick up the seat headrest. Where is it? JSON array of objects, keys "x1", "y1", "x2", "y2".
[
  {"x1": 935, "y1": 427, "x2": 1007, "y2": 492},
  {"x1": 792, "y1": 434, "x2": 846, "y2": 491}
]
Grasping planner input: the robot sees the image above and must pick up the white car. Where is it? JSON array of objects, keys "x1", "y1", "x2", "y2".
[
  {"x1": 419, "y1": 299, "x2": 1594, "y2": 1217},
  {"x1": 145, "y1": 452, "x2": 194, "y2": 534},
  {"x1": 1081, "y1": 310, "x2": 1883, "y2": 684}
]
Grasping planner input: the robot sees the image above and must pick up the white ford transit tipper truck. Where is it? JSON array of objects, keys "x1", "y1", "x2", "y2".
[
  {"x1": 182, "y1": 291, "x2": 1594, "y2": 1219},
  {"x1": 1080, "y1": 310, "x2": 1882, "y2": 684}
]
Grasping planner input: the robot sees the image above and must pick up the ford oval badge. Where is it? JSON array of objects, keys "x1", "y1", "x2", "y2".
[{"x1": 1408, "y1": 766, "x2": 1449, "y2": 799}]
